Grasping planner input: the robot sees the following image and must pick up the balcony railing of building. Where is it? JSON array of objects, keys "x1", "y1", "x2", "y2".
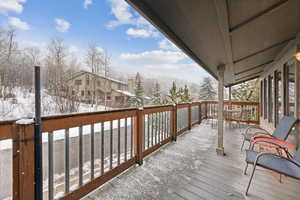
[{"x1": 0, "y1": 100, "x2": 259, "y2": 200}]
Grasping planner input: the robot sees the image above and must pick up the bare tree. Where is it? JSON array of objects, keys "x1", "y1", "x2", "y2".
[
  {"x1": 44, "y1": 37, "x2": 68, "y2": 93},
  {"x1": 101, "y1": 50, "x2": 111, "y2": 110},
  {"x1": 85, "y1": 44, "x2": 103, "y2": 107}
]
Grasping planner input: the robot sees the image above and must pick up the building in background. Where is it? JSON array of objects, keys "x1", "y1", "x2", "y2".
[{"x1": 67, "y1": 71, "x2": 135, "y2": 107}]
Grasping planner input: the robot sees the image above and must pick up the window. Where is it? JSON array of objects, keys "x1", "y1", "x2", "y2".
[
  {"x1": 72, "y1": 90, "x2": 75, "y2": 95},
  {"x1": 86, "y1": 75, "x2": 90, "y2": 85},
  {"x1": 75, "y1": 80, "x2": 82, "y2": 85},
  {"x1": 97, "y1": 81, "x2": 101, "y2": 87},
  {"x1": 107, "y1": 95, "x2": 111, "y2": 100},
  {"x1": 81, "y1": 91, "x2": 84, "y2": 96},
  {"x1": 87, "y1": 91, "x2": 91, "y2": 96}
]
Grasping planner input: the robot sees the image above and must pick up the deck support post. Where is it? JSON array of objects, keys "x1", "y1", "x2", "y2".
[
  {"x1": 135, "y1": 108, "x2": 144, "y2": 165},
  {"x1": 295, "y1": 34, "x2": 300, "y2": 149},
  {"x1": 13, "y1": 120, "x2": 35, "y2": 200},
  {"x1": 216, "y1": 64, "x2": 225, "y2": 156}
]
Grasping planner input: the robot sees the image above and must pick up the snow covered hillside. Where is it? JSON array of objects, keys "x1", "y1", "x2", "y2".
[{"x1": 0, "y1": 88, "x2": 106, "y2": 121}]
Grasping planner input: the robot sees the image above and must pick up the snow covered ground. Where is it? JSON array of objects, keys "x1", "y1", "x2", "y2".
[{"x1": 0, "y1": 88, "x2": 107, "y2": 121}]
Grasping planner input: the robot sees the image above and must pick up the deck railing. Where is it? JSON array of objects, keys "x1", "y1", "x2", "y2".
[{"x1": 0, "y1": 101, "x2": 259, "y2": 200}]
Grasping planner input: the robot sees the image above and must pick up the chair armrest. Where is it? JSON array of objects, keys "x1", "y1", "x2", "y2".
[
  {"x1": 244, "y1": 126, "x2": 271, "y2": 136},
  {"x1": 254, "y1": 152, "x2": 300, "y2": 168}
]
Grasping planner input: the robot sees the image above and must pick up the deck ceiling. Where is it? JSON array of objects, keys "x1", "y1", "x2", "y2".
[{"x1": 126, "y1": 0, "x2": 300, "y2": 86}]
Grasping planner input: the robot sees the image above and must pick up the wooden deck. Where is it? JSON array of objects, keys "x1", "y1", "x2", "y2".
[{"x1": 84, "y1": 121, "x2": 300, "y2": 200}]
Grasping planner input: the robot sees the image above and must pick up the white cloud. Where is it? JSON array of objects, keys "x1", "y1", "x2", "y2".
[
  {"x1": 120, "y1": 50, "x2": 186, "y2": 65},
  {"x1": 106, "y1": 0, "x2": 134, "y2": 28},
  {"x1": 96, "y1": 47, "x2": 104, "y2": 53},
  {"x1": 0, "y1": 0, "x2": 26, "y2": 15},
  {"x1": 84, "y1": 0, "x2": 92, "y2": 9},
  {"x1": 55, "y1": 18, "x2": 71, "y2": 33},
  {"x1": 69, "y1": 45, "x2": 80, "y2": 54},
  {"x1": 116, "y1": 50, "x2": 207, "y2": 83},
  {"x1": 8, "y1": 17, "x2": 29, "y2": 30},
  {"x1": 159, "y1": 38, "x2": 178, "y2": 51},
  {"x1": 126, "y1": 28, "x2": 159, "y2": 38}
]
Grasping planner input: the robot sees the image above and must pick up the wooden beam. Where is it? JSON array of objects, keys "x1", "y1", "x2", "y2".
[
  {"x1": 233, "y1": 37, "x2": 295, "y2": 64},
  {"x1": 216, "y1": 64, "x2": 225, "y2": 156},
  {"x1": 234, "y1": 60, "x2": 273, "y2": 76},
  {"x1": 229, "y1": 0, "x2": 289, "y2": 32}
]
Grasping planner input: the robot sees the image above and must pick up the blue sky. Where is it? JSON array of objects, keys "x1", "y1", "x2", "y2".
[{"x1": 0, "y1": 0, "x2": 211, "y2": 83}]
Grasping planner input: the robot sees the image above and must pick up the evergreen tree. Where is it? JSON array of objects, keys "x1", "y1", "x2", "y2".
[
  {"x1": 129, "y1": 73, "x2": 144, "y2": 107},
  {"x1": 167, "y1": 81, "x2": 179, "y2": 104},
  {"x1": 199, "y1": 77, "x2": 216, "y2": 100},
  {"x1": 180, "y1": 85, "x2": 191, "y2": 103},
  {"x1": 152, "y1": 82, "x2": 161, "y2": 105}
]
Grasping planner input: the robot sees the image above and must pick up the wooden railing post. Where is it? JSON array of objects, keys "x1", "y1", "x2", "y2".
[
  {"x1": 188, "y1": 103, "x2": 192, "y2": 130},
  {"x1": 198, "y1": 103, "x2": 202, "y2": 124},
  {"x1": 13, "y1": 119, "x2": 35, "y2": 200},
  {"x1": 134, "y1": 108, "x2": 144, "y2": 165},
  {"x1": 171, "y1": 104, "x2": 177, "y2": 141}
]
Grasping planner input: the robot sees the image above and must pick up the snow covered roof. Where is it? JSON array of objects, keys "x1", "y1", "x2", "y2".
[
  {"x1": 69, "y1": 71, "x2": 127, "y2": 85},
  {"x1": 114, "y1": 90, "x2": 135, "y2": 97}
]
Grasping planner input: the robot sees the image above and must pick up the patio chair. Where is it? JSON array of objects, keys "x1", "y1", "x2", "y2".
[
  {"x1": 240, "y1": 116, "x2": 298, "y2": 151},
  {"x1": 244, "y1": 148, "x2": 300, "y2": 195}
]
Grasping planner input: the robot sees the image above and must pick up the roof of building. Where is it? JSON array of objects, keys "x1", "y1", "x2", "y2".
[{"x1": 68, "y1": 70, "x2": 127, "y2": 85}]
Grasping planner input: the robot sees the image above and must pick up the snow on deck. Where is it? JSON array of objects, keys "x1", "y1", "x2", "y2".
[{"x1": 84, "y1": 123, "x2": 216, "y2": 200}]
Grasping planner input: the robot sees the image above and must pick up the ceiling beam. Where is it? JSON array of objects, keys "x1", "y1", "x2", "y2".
[
  {"x1": 235, "y1": 71, "x2": 263, "y2": 82},
  {"x1": 229, "y1": 0, "x2": 289, "y2": 33},
  {"x1": 233, "y1": 37, "x2": 295, "y2": 64},
  {"x1": 234, "y1": 59, "x2": 273, "y2": 76},
  {"x1": 226, "y1": 75, "x2": 260, "y2": 87},
  {"x1": 125, "y1": 0, "x2": 218, "y2": 80},
  {"x1": 213, "y1": 0, "x2": 234, "y2": 74}
]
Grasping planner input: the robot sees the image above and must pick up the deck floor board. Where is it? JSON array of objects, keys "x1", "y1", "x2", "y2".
[{"x1": 83, "y1": 122, "x2": 300, "y2": 200}]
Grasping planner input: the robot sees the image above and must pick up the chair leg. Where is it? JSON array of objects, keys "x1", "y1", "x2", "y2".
[
  {"x1": 241, "y1": 138, "x2": 245, "y2": 151},
  {"x1": 244, "y1": 163, "x2": 248, "y2": 175},
  {"x1": 246, "y1": 164, "x2": 257, "y2": 196}
]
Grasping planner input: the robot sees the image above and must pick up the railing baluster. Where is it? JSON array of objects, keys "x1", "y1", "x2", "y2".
[
  {"x1": 147, "y1": 114, "x2": 150, "y2": 149},
  {"x1": 124, "y1": 118, "x2": 128, "y2": 161},
  {"x1": 65, "y1": 128, "x2": 70, "y2": 193},
  {"x1": 143, "y1": 116, "x2": 146, "y2": 150},
  {"x1": 117, "y1": 119, "x2": 121, "y2": 165},
  {"x1": 151, "y1": 114, "x2": 154, "y2": 146},
  {"x1": 91, "y1": 124, "x2": 95, "y2": 180},
  {"x1": 130, "y1": 117, "x2": 133, "y2": 158},
  {"x1": 155, "y1": 113, "x2": 158, "y2": 144},
  {"x1": 158, "y1": 112, "x2": 161, "y2": 143},
  {"x1": 101, "y1": 122, "x2": 104, "y2": 175},
  {"x1": 110, "y1": 121, "x2": 113, "y2": 170},
  {"x1": 48, "y1": 132, "x2": 54, "y2": 200},
  {"x1": 79, "y1": 126, "x2": 83, "y2": 186}
]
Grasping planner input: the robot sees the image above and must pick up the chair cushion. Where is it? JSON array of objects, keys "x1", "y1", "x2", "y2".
[{"x1": 245, "y1": 150, "x2": 300, "y2": 180}]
